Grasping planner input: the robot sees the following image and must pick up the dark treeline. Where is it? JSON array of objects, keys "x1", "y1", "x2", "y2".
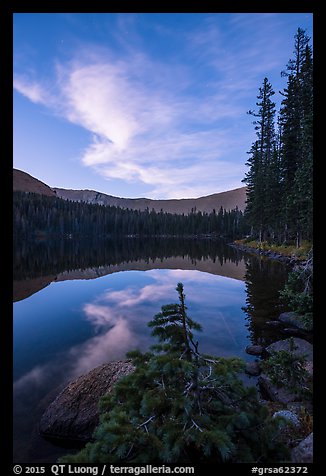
[
  {"x1": 13, "y1": 190, "x2": 249, "y2": 240},
  {"x1": 13, "y1": 236, "x2": 245, "y2": 281},
  {"x1": 243, "y1": 28, "x2": 312, "y2": 246}
]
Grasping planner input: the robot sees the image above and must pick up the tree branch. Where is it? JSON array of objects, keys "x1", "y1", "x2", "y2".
[
  {"x1": 191, "y1": 419, "x2": 203, "y2": 432},
  {"x1": 137, "y1": 415, "x2": 156, "y2": 429}
]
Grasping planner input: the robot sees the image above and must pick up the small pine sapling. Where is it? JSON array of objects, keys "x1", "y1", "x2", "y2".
[{"x1": 61, "y1": 283, "x2": 287, "y2": 464}]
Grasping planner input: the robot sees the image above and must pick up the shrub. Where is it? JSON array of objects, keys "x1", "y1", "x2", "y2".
[
  {"x1": 261, "y1": 339, "x2": 312, "y2": 400},
  {"x1": 280, "y1": 252, "x2": 313, "y2": 328}
]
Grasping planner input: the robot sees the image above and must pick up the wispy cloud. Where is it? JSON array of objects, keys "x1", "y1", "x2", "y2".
[
  {"x1": 14, "y1": 75, "x2": 50, "y2": 104},
  {"x1": 14, "y1": 13, "x2": 305, "y2": 198},
  {"x1": 71, "y1": 313, "x2": 135, "y2": 375},
  {"x1": 14, "y1": 51, "x2": 248, "y2": 198}
]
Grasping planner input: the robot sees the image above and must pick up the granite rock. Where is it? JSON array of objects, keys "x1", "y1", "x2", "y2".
[{"x1": 39, "y1": 361, "x2": 135, "y2": 443}]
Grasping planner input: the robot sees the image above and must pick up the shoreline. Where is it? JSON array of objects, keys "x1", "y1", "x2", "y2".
[{"x1": 228, "y1": 242, "x2": 307, "y2": 266}]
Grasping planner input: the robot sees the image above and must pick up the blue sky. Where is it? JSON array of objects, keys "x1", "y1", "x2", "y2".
[{"x1": 13, "y1": 13, "x2": 313, "y2": 199}]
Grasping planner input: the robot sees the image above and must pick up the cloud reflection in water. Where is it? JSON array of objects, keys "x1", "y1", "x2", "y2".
[{"x1": 14, "y1": 268, "x2": 248, "y2": 397}]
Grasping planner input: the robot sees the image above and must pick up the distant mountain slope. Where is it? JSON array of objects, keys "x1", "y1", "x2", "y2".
[
  {"x1": 53, "y1": 186, "x2": 247, "y2": 214},
  {"x1": 13, "y1": 169, "x2": 56, "y2": 197},
  {"x1": 13, "y1": 168, "x2": 247, "y2": 213}
]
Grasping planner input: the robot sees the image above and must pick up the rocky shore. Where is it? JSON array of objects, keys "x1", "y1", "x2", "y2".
[
  {"x1": 39, "y1": 310, "x2": 313, "y2": 462},
  {"x1": 244, "y1": 333, "x2": 313, "y2": 463}
]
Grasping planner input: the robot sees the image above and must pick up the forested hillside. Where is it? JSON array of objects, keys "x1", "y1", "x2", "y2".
[{"x1": 13, "y1": 191, "x2": 248, "y2": 239}]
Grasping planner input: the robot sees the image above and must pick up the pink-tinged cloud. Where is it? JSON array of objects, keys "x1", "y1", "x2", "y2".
[{"x1": 14, "y1": 49, "x2": 248, "y2": 198}]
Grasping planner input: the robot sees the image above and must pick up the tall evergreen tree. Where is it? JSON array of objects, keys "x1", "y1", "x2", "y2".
[
  {"x1": 279, "y1": 28, "x2": 313, "y2": 245},
  {"x1": 243, "y1": 28, "x2": 312, "y2": 246},
  {"x1": 242, "y1": 78, "x2": 277, "y2": 242}
]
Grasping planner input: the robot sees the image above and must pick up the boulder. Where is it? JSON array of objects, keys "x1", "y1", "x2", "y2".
[
  {"x1": 272, "y1": 410, "x2": 301, "y2": 428},
  {"x1": 259, "y1": 373, "x2": 299, "y2": 404},
  {"x1": 245, "y1": 361, "x2": 261, "y2": 376},
  {"x1": 291, "y1": 433, "x2": 313, "y2": 463},
  {"x1": 39, "y1": 361, "x2": 135, "y2": 443},
  {"x1": 278, "y1": 312, "x2": 313, "y2": 332},
  {"x1": 265, "y1": 337, "x2": 313, "y2": 361},
  {"x1": 245, "y1": 344, "x2": 264, "y2": 356},
  {"x1": 287, "y1": 401, "x2": 313, "y2": 415}
]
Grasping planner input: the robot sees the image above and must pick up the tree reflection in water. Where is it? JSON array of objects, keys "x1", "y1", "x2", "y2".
[
  {"x1": 242, "y1": 255, "x2": 289, "y2": 347},
  {"x1": 13, "y1": 237, "x2": 244, "y2": 281}
]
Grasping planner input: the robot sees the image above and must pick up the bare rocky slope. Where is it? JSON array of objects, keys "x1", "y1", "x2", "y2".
[
  {"x1": 13, "y1": 169, "x2": 56, "y2": 197},
  {"x1": 13, "y1": 168, "x2": 247, "y2": 214}
]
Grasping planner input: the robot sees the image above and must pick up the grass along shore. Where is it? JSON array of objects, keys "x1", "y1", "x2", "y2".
[{"x1": 233, "y1": 239, "x2": 312, "y2": 261}]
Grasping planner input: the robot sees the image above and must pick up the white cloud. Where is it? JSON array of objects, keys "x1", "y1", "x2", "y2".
[
  {"x1": 71, "y1": 316, "x2": 135, "y2": 375},
  {"x1": 14, "y1": 75, "x2": 49, "y2": 104},
  {"x1": 83, "y1": 302, "x2": 119, "y2": 328},
  {"x1": 13, "y1": 30, "x2": 253, "y2": 198},
  {"x1": 61, "y1": 63, "x2": 142, "y2": 150},
  {"x1": 14, "y1": 365, "x2": 46, "y2": 391},
  {"x1": 102, "y1": 282, "x2": 174, "y2": 308},
  {"x1": 14, "y1": 13, "x2": 313, "y2": 198}
]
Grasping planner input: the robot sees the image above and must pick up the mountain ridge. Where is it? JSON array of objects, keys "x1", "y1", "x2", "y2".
[
  {"x1": 13, "y1": 168, "x2": 247, "y2": 214},
  {"x1": 53, "y1": 186, "x2": 247, "y2": 214},
  {"x1": 13, "y1": 168, "x2": 56, "y2": 197}
]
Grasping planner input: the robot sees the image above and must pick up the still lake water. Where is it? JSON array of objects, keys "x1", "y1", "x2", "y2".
[{"x1": 13, "y1": 238, "x2": 289, "y2": 463}]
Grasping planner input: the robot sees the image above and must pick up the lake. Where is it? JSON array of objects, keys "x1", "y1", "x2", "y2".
[{"x1": 13, "y1": 237, "x2": 289, "y2": 463}]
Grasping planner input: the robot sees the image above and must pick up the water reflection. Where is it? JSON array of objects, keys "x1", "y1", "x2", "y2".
[
  {"x1": 242, "y1": 257, "x2": 289, "y2": 347},
  {"x1": 14, "y1": 237, "x2": 244, "y2": 281},
  {"x1": 15, "y1": 269, "x2": 249, "y2": 393},
  {"x1": 13, "y1": 237, "x2": 247, "y2": 302},
  {"x1": 13, "y1": 238, "x2": 289, "y2": 463}
]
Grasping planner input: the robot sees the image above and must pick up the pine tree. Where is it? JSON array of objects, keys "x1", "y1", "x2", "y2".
[
  {"x1": 148, "y1": 282, "x2": 202, "y2": 360},
  {"x1": 242, "y1": 28, "x2": 312, "y2": 247},
  {"x1": 60, "y1": 283, "x2": 287, "y2": 464},
  {"x1": 242, "y1": 78, "x2": 277, "y2": 242},
  {"x1": 279, "y1": 28, "x2": 313, "y2": 245},
  {"x1": 265, "y1": 143, "x2": 282, "y2": 241}
]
